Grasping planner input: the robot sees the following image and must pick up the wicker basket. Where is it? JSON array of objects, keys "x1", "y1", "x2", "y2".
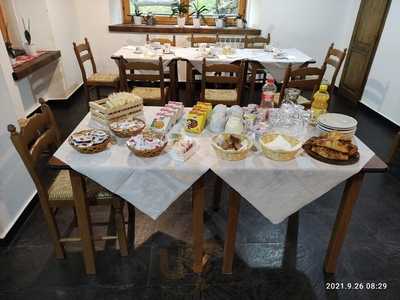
[
  {"x1": 127, "y1": 131, "x2": 167, "y2": 158},
  {"x1": 128, "y1": 142, "x2": 167, "y2": 158},
  {"x1": 211, "y1": 134, "x2": 251, "y2": 161},
  {"x1": 109, "y1": 118, "x2": 146, "y2": 138},
  {"x1": 69, "y1": 130, "x2": 111, "y2": 154},
  {"x1": 260, "y1": 133, "x2": 302, "y2": 161},
  {"x1": 89, "y1": 97, "x2": 143, "y2": 125}
]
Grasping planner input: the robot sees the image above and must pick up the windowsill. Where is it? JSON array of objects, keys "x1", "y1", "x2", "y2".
[{"x1": 109, "y1": 24, "x2": 261, "y2": 35}]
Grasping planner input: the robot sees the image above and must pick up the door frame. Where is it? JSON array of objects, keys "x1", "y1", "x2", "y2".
[{"x1": 339, "y1": 0, "x2": 392, "y2": 103}]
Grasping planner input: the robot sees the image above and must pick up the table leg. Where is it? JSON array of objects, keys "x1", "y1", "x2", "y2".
[
  {"x1": 69, "y1": 170, "x2": 96, "y2": 275},
  {"x1": 324, "y1": 172, "x2": 365, "y2": 274},
  {"x1": 192, "y1": 176, "x2": 205, "y2": 273},
  {"x1": 222, "y1": 189, "x2": 241, "y2": 274}
]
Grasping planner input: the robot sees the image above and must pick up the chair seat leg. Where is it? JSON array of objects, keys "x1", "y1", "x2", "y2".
[
  {"x1": 114, "y1": 200, "x2": 129, "y2": 257},
  {"x1": 127, "y1": 203, "x2": 136, "y2": 249}
]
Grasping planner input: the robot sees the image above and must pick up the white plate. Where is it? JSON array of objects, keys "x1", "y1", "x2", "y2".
[
  {"x1": 318, "y1": 113, "x2": 358, "y2": 130},
  {"x1": 317, "y1": 124, "x2": 356, "y2": 135},
  {"x1": 317, "y1": 123, "x2": 357, "y2": 133}
]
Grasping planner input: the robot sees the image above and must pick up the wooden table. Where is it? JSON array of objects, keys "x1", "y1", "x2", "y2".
[
  {"x1": 48, "y1": 157, "x2": 206, "y2": 275},
  {"x1": 219, "y1": 155, "x2": 388, "y2": 274}
]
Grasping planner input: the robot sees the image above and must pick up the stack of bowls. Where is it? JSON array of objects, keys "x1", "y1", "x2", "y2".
[{"x1": 317, "y1": 113, "x2": 358, "y2": 139}]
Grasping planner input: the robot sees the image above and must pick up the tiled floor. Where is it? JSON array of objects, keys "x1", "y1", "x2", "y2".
[{"x1": 1, "y1": 87, "x2": 400, "y2": 300}]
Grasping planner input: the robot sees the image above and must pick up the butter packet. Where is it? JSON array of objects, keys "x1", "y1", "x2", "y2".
[{"x1": 151, "y1": 115, "x2": 173, "y2": 134}]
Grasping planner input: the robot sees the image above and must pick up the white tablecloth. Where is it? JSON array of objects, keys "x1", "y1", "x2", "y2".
[
  {"x1": 112, "y1": 46, "x2": 313, "y2": 82},
  {"x1": 55, "y1": 107, "x2": 374, "y2": 223}
]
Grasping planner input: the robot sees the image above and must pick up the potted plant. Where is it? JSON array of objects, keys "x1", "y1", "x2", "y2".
[
  {"x1": 21, "y1": 18, "x2": 36, "y2": 55},
  {"x1": 190, "y1": 1, "x2": 208, "y2": 28},
  {"x1": 215, "y1": 15, "x2": 226, "y2": 28},
  {"x1": 171, "y1": 2, "x2": 189, "y2": 27},
  {"x1": 235, "y1": 15, "x2": 247, "y2": 28},
  {"x1": 132, "y1": 7, "x2": 143, "y2": 25}
]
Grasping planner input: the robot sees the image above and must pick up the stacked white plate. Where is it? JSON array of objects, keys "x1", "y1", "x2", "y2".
[{"x1": 317, "y1": 113, "x2": 358, "y2": 139}]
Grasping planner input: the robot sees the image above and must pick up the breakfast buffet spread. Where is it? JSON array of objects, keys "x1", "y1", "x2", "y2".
[{"x1": 69, "y1": 91, "x2": 361, "y2": 166}]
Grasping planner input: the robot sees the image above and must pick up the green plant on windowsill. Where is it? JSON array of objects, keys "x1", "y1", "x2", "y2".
[
  {"x1": 170, "y1": 2, "x2": 189, "y2": 17},
  {"x1": 190, "y1": 1, "x2": 208, "y2": 28},
  {"x1": 131, "y1": 7, "x2": 143, "y2": 25},
  {"x1": 235, "y1": 14, "x2": 247, "y2": 28},
  {"x1": 171, "y1": 1, "x2": 190, "y2": 27}
]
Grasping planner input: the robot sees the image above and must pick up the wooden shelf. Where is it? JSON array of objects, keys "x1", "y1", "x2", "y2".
[
  {"x1": 12, "y1": 51, "x2": 61, "y2": 81},
  {"x1": 109, "y1": 24, "x2": 261, "y2": 35}
]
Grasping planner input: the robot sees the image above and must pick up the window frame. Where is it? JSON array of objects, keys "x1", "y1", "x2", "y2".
[{"x1": 121, "y1": 0, "x2": 247, "y2": 26}]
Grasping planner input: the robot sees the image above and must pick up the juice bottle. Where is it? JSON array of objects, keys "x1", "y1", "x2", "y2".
[{"x1": 311, "y1": 84, "x2": 330, "y2": 124}]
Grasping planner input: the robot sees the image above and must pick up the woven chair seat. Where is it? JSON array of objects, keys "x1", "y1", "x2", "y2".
[
  {"x1": 87, "y1": 73, "x2": 119, "y2": 83},
  {"x1": 205, "y1": 89, "x2": 237, "y2": 102},
  {"x1": 132, "y1": 87, "x2": 168, "y2": 100},
  {"x1": 48, "y1": 170, "x2": 114, "y2": 206}
]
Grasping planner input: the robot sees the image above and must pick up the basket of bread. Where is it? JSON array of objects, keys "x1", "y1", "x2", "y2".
[
  {"x1": 69, "y1": 129, "x2": 111, "y2": 154},
  {"x1": 260, "y1": 133, "x2": 302, "y2": 161},
  {"x1": 211, "y1": 133, "x2": 252, "y2": 161},
  {"x1": 126, "y1": 130, "x2": 167, "y2": 158},
  {"x1": 303, "y1": 132, "x2": 359, "y2": 165}
]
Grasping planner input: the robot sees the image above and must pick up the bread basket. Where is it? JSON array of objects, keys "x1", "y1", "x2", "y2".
[
  {"x1": 260, "y1": 133, "x2": 302, "y2": 161},
  {"x1": 211, "y1": 134, "x2": 251, "y2": 161}
]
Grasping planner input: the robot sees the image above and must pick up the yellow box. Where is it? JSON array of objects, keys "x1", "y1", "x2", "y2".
[{"x1": 185, "y1": 111, "x2": 206, "y2": 134}]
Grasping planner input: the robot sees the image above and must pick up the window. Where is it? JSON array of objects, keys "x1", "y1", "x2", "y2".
[
  {"x1": 189, "y1": 0, "x2": 239, "y2": 16},
  {"x1": 131, "y1": 0, "x2": 174, "y2": 16},
  {"x1": 122, "y1": 0, "x2": 247, "y2": 25}
]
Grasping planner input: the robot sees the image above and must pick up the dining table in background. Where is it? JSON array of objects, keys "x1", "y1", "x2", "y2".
[{"x1": 112, "y1": 46, "x2": 314, "y2": 82}]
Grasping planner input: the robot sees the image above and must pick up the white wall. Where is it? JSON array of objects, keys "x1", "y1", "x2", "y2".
[
  {"x1": 0, "y1": 40, "x2": 36, "y2": 238},
  {"x1": 361, "y1": 1, "x2": 400, "y2": 126},
  {"x1": 3, "y1": 0, "x2": 82, "y2": 112},
  {"x1": 248, "y1": 0, "x2": 360, "y2": 85}
]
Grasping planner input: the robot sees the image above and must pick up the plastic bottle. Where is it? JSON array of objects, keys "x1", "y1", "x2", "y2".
[
  {"x1": 261, "y1": 74, "x2": 277, "y2": 109},
  {"x1": 310, "y1": 84, "x2": 330, "y2": 124}
]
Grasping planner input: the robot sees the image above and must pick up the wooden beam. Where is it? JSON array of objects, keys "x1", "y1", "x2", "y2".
[
  {"x1": 0, "y1": 2, "x2": 10, "y2": 43},
  {"x1": 239, "y1": 0, "x2": 247, "y2": 17},
  {"x1": 122, "y1": 0, "x2": 131, "y2": 24}
]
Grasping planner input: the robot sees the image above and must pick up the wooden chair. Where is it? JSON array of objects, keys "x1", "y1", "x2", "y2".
[
  {"x1": 322, "y1": 43, "x2": 347, "y2": 95},
  {"x1": 244, "y1": 33, "x2": 271, "y2": 49},
  {"x1": 244, "y1": 34, "x2": 272, "y2": 99},
  {"x1": 118, "y1": 56, "x2": 169, "y2": 105},
  {"x1": 190, "y1": 33, "x2": 219, "y2": 47},
  {"x1": 201, "y1": 58, "x2": 245, "y2": 106},
  {"x1": 278, "y1": 63, "x2": 326, "y2": 107},
  {"x1": 146, "y1": 34, "x2": 176, "y2": 46},
  {"x1": 73, "y1": 38, "x2": 120, "y2": 109},
  {"x1": 388, "y1": 131, "x2": 400, "y2": 165},
  {"x1": 7, "y1": 99, "x2": 128, "y2": 274}
]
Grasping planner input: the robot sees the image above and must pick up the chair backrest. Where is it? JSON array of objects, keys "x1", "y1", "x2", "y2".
[
  {"x1": 201, "y1": 59, "x2": 245, "y2": 105},
  {"x1": 279, "y1": 63, "x2": 326, "y2": 106},
  {"x1": 146, "y1": 34, "x2": 176, "y2": 46},
  {"x1": 73, "y1": 38, "x2": 97, "y2": 84},
  {"x1": 244, "y1": 33, "x2": 271, "y2": 49},
  {"x1": 190, "y1": 33, "x2": 219, "y2": 47},
  {"x1": 322, "y1": 43, "x2": 347, "y2": 94},
  {"x1": 118, "y1": 56, "x2": 166, "y2": 101},
  {"x1": 8, "y1": 99, "x2": 61, "y2": 201}
]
